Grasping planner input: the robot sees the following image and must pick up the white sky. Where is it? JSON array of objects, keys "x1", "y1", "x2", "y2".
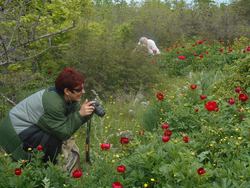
[{"x1": 184, "y1": 0, "x2": 231, "y2": 4}]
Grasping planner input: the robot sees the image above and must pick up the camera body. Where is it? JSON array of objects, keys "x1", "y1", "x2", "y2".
[{"x1": 91, "y1": 100, "x2": 105, "y2": 117}]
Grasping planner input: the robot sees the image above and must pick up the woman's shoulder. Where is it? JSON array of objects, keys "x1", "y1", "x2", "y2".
[{"x1": 42, "y1": 87, "x2": 65, "y2": 110}]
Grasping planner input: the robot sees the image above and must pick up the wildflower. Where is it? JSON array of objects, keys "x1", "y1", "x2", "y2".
[
  {"x1": 162, "y1": 135, "x2": 170, "y2": 143},
  {"x1": 228, "y1": 98, "x2": 235, "y2": 105},
  {"x1": 36, "y1": 145, "x2": 43, "y2": 151},
  {"x1": 164, "y1": 129, "x2": 172, "y2": 136},
  {"x1": 196, "y1": 40, "x2": 204, "y2": 45},
  {"x1": 144, "y1": 183, "x2": 149, "y2": 187},
  {"x1": 161, "y1": 122, "x2": 169, "y2": 129},
  {"x1": 120, "y1": 137, "x2": 129, "y2": 144},
  {"x1": 14, "y1": 168, "x2": 22, "y2": 176},
  {"x1": 100, "y1": 143, "x2": 111, "y2": 150},
  {"x1": 72, "y1": 169, "x2": 82, "y2": 178},
  {"x1": 205, "y1": 101, "x2": 218, "y2": 111},
  {"x1": 183, "y1": 136, "x2": 190, "y2": 143},
  {"x1": 178, "y1": 55, "x2": 186, "y2": 60},
  {"x1": 200, "y1": 95, "x2": 207, "y2": 100},
  {"x1": 239, "y1": 93, "x2": 248, "y2": 102},
  {"x1": 117, "y1": 165, "x2": 126, "y2": 173},
  {"x1": 197, "y1": 167, "x2": 206, "y2": 175},
  {"x1": 235, "y1": 86, "x2": 241, "y2": 93},
  {"x1": 190, "y1": 84, "x2": 197, "y2": 90},
  {"x1": 156, "y1": 92, "x2": 164, "y2": 101},
  {"x1": 112, "y1": 181, "x2": 123, "y2": 188}
]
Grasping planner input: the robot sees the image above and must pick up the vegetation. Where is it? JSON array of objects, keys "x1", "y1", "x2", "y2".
[{"x1": 0, "y1": 0, "x2": 250, "y2": 187}]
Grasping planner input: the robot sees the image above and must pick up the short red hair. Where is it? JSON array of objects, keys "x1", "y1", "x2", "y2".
[{"x1": 55, "y1": 67, "x2": 84, "y2": 94}]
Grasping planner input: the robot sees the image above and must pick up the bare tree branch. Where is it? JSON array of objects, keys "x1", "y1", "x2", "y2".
[{"x1": 0, "y1": 22, "x2": 75, "y2": 56}]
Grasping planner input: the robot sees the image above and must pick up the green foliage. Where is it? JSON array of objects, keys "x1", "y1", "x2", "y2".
[{"x1": 65, "y1": 26, "x2": 160, "y2": 98}]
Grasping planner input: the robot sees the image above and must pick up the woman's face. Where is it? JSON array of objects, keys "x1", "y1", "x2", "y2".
[{"x1": 64, "y1": 84, "x2": 85, "y2": 102}]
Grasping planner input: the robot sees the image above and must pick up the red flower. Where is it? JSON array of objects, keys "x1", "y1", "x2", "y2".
[
  {"x1": 199, "y1": 54, "x2": 203, "y2": 59},
  {"x1": 161, "y1": 122, "x2": 169, "y2": 129},
  {"x1": 164, "y1": 129, "x2": 172, "y2": 136},
  {"x1": 200, "y1": 95, "x2": 207, "y2": 100},
  {"x1": 205, "y1": 101, "x2": 218, "y2": 111},
  {"x1": 196, "y1": 40, "x2": 204, "y2": 45},
  {"x1": 190, "y1": 84, "x2": 197, "y2": 90},
  {"x1": 197, "y1": 167, "x2": 206, "y2": 175},
  {"x1": 178, "y1": 55, "x2": 186, "y2": 60},
  {"x1": 183, "y1": 136, "x2": 189, "y2": 143},
  {"x1": 219, "y1": 48, "x2": 224, "y2": 53},
  {"x1": 15, "y1": 168, "x2": 22, "y2": 176},
  {"x1": 162, "y1": 135, "x2": 170, "y2": 143},
  {"x1": 120, "y1": 137, "x2": 129, "y2": 144},
  {"x1": 100, "y1": 143, "x2": 111, "y2": 150},
  {"x1": 235, "y1": 86, "x2": 241, "y2": 93},
  {"x1": 117, "y1": 165, "x2": 126, "y2": 173},
  {"x1": 72, "y1": 169, "x2": 82, "y2": 178},
  {"x1": 36, "y1": 145, "x2": 43, "y2": 151},
  {"x1": 156, "y1": 92, "x2": 164, "y2": 101},
  {"x1": 112, "y1": 181, "x2": 123, "y2": 188},
  {"x1": 239, "y1": 93, "x2": 248, "y2": 102},
  {"x1": 246, "y1": 46, "x2": 250, "y2": 52},
  {"x1": 228, "y1": 98, "x2": 235, "y2": 105}
]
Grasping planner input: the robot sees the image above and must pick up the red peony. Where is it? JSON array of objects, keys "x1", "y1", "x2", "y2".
[
  {"x1": 197, "y1": 167, "x2": 206, "y2": 175},
  {"x1": 239, "y1": 93, "x2": 248, "y2": 102},
  {"x1": 178, "y1": 55, "x2": 186, "y2": 60},
  {"x1": 120, "y1": 137, "x2": 129, "y2": 144},
  {"x1": 205, "y1": 101, "x2": 218, "y2": 111},
  {"x1": 117, "y1": 165, "x2": 126, "y2": 173},
  {"x1": 164, "y1": 129, "x2": 172, "y2": 136},
  {"x1": 112, "y1": 182, "x2": 123, "y2": 188},
  {"x1": 183, "y1": 136, "x2": 189, "y2": 143},
  {"x1": 190, "y1": 84, "x2": 197, "y2": 90},
  {"x1": 156, "y1": 92, "x2": 164, "y2": 101},
  {"x1": 100, "y1": 143, "x2": 111, "y2": 150},
  {"x1": 36, "y1": 144, "x2": 43, "y2": 151},
  {"x1": 161, "y1": 122, "x2": 169, "y2": 129},
  {"x1": 228, "y1": 98, "x2": 235, "y2": 105},
  {"x1": 72, "y1": 169, "x2": 82, "y2": 178},
  {"x1": 162, "y1": 135, "x2": 170, "y2": 143},
  {"x1": 196, "y1": 40, "x2": 204, "y2": 45},
  {"x1": 235, "y1": 86, "x2": 241, "y2": 93},
  {"x1": 15, "y1": 168, "x2": 22, "y2": 176},
  {"x1": 200, "y1": 95, "x2": 207, "y2": 100}
]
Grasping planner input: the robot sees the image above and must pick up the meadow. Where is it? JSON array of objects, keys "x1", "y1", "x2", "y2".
[{"x1": 0, "y1": 37, "x2": 249, "y2": 188}]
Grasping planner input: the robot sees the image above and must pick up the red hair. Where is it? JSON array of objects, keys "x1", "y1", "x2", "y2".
[{"x1": 55, "y1": 67, "x2": 84, "y2": 94}]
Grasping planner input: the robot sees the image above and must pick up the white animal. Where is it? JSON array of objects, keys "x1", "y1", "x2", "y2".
[{"x1": 138, "y1": 37, "x2": 161, "y2": 55}]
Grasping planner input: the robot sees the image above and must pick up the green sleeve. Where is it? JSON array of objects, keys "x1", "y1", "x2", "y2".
[{"x1": 38, "y1": 92, "x2": 89, "y2": 141}]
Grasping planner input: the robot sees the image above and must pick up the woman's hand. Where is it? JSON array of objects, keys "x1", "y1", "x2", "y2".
[{"x1": 79, "y1": 100, "x2": 95, "y2": 117}]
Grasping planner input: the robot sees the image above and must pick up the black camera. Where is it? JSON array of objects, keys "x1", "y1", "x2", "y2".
[{"x1": 91, "y1": 100, "x2": 105, "y2": 117}]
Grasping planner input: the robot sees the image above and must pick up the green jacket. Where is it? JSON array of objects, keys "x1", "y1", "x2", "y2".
[{"x1": 0, "y1": 87, "x2": 88, "y2": 160}]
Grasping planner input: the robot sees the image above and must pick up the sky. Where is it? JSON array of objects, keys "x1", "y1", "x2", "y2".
[{"x1": 183, "y1": 0, "x2": 231, "y2": 4}]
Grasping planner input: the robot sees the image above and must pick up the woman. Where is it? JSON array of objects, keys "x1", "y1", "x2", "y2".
[{"x1": 0, "y1": 67, "x2": 95, "y2": 163}]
